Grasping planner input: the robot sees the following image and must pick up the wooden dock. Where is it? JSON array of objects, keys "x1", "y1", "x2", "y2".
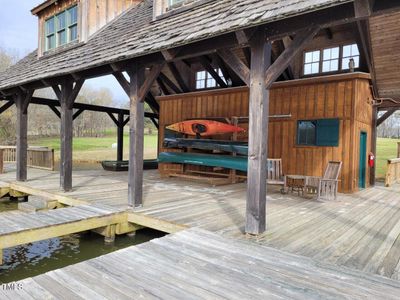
[
  {"x1": 4, "y1": 228, "x2": 400, "y2": 299},
  {"x1": 0, "y1": 204, "x2": 130, "y2": 264},
  {"x1": 1, "y1": 164, "x2": 400, "y2": 296}
]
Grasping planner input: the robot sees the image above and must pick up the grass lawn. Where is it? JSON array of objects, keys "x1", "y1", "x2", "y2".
[
  {"x1": 376, "y1": 137, "x2": 400, "y2": 179},
  {"x1": 29, "y1": 133, "x2": 158, "y2": 162}
]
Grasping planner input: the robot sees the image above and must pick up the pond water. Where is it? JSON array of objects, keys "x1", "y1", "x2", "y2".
[
  {"x1": 0, "y1": 198, "x2": 18, "y2": 212},
  {"x1": 0, "y1": 165, "x2": 163, "y2": 283},
  {"x1": 0, "y1": 228, "x2": 165, "y2": 283}
]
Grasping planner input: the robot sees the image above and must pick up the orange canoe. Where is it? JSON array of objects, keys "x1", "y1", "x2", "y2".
[{"x1": 166, "y1": 120, "x2": 245, "y2": 137}]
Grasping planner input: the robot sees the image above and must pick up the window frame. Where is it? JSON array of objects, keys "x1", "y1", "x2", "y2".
[
  {"x1": 44, "y1": 4, "x2": 79, "y2": 52},
  {"x1": 296, "y1": 118, "x2": 340, "y2": 147},
  {"x1": 45, "y1": 17, "x2": 56, "y2": 51},
  {"x1": 302, "y1": 43, "x2": 360, "y2": 77},
  {"x1": 297, "y1": 120, "x2": 317, "y2": 146},
  {"x1": 341, "y1": 44, "x2": 360, "y2": 71},
  {"x1": 195, "y1": 68, "x2": 227, "y2": 90}
]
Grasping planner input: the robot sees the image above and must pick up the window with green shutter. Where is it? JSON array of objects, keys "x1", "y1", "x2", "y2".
[{"x1": 297, "y1": 118, "x2": 339, "y2": 147}]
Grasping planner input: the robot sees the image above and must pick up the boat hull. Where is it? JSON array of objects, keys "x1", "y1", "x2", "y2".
[
  {"x1": 101, "y1": 160, "x2": 158, "y2": 172},
  {"x1": 166, "y1": 120, "x2": 244, "y2": 137}
]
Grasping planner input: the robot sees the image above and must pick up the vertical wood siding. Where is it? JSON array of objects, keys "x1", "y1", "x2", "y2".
[{"x1": 158, "y1": 74, "x2": 373, "y2": 193}]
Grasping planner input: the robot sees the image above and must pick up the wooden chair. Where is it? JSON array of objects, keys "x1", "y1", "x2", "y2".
[
  {"x1": 267, "y1": 159, "x2": 285, "y2": 190},
  {"x1": 306, "y1": 161, "x2": 342, "y2": 200}
]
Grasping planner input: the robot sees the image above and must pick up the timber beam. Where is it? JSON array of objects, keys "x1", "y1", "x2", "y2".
[
  {"x1": 199, "y1": 56, "x2": 227, "y2": 88},
  {"x1": 377, "y1": 108, "x2": 398, "y2": 126},
  {"x1": 52, "y1": 79, "x2": 85, "y2": 191},
  {"x1": 0, "y1": 101, "x2": 14, "y2": 114},
  {"x1": 265, "y1": 26, "x2": 320, "y2": 88},
  {"x1": 167, "y1": 62, "x2": 190, "y2": 93},
  {"x1": 0, "y1": 97, "x2": 158, "y2": 119},
  {"x1": 217, "y1": 49, "x2": 250, "y2": 86}
]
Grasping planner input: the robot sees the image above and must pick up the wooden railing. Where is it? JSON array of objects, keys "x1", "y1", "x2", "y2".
[
  {"x1": 0, "y1": 146, "x2": 55, "y2": 171},
  {"x1": 385, "y1": 158, "x2": 400, "y2": 187}
]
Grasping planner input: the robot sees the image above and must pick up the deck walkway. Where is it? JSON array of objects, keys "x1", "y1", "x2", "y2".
[
  {"x1": 1, "y1": 164, "x2": 400, "y2": 295},
  {"x1": 6, "y1": 228, "x2": 400, "y2": 300}
]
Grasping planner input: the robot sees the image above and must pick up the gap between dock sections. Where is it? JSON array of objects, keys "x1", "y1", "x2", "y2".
[{"x1": 0, "y1": 180, "x2": 188, "y2": 234}]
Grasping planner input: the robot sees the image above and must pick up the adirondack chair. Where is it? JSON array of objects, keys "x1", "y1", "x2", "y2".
[
  {"x1": 267, "y1": 159, "x2": 285, "y2": 189},
  {"x1": 306, "y1": 161, "x2": 342, "y2": 200}
]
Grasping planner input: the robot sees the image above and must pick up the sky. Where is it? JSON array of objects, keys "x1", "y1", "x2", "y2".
[{"x1": 0, "y1": 0, "x2": 128, "y2": 105}]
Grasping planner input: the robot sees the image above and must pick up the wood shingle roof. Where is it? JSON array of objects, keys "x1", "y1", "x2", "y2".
[{"x1": 0, "y1": 0, "x2": 352, "y2": 91}]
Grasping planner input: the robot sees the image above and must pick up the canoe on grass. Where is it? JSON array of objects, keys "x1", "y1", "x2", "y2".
[
  {"x1": 101, "y1": 159, "x2": 158, "y2": 171},
  {"x1": 166, "y1": 120, "x2": 245, "y2": 137},
  {"x1": 163, "y1": 138, "x2": 248, "y2": 155},
  {"x1": 158, "y1": 152, "x2": 248, "y2": 172}
]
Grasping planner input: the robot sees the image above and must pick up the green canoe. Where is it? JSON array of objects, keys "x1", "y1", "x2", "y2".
[{"x1": 158, "y1": 152, "x2": 248, "y2": 172}]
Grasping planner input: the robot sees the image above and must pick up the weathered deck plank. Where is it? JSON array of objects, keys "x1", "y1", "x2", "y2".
[
  {"x1": 2, "y1": 165, "x2": 400, "y2": 281},
  {"x1": 9, "y1": 229, "x2": 400, "y2": 300}
]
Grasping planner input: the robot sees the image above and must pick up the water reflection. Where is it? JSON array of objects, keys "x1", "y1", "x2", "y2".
[
  {"x1": 0, "y1": 229, "x2": 164, "y2": 283},
  {"x1": 0, "y1": 199, "x2": 18, "y2": 212}
]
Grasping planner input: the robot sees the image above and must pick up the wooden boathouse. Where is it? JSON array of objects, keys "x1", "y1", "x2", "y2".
[{"x1": 1, "y1": 0, "x2": 400, "y2": 297}]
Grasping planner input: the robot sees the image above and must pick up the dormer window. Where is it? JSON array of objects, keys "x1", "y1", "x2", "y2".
[
  {"x1": 45, "y1": 5, "x2": 78, "y2": 51},
  {"x1": 154, "y1": 0, "x2": 213, "y2": 19},
  {"x1": 169, "y1": 0, "x2": 184, "y2": 8}
]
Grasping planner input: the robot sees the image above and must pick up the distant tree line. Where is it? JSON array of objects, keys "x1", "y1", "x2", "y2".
[
  {"x1": 377, "y1": 112, "x2": 400, "y2": 139},
  {"x1": 0, "y1": 47, "x2": 156, "y2": 145}
]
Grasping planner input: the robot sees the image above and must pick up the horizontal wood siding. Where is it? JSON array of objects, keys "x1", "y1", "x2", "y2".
[{"x1": 158, "y1": 74, "x2": 373, "y2": 193}]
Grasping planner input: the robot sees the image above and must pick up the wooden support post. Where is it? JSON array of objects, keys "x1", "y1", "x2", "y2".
[
  {"x1": 60, "y1": 82, "x2": 74, "y2": 192},
  {"x1": 128, "y1": 65, "x2": 145, "y2": 208},
  {"x1": 14, "y1": 90, "x2": 33, "y2": 182},
  {"x1": 104, "y1": 224, "x2": 116, "y2": 244},
  {"x1": 53, "y1": 79, "x2": 84, "y2": 192},
  {"x1": 117, "y1": 112, "x2": 124, "y2": 161},
  {"x1": 246, "y1": 31, "x2": 271, "y2": 235},
  {"x1": 398, "y1": 142, "x2": 400, "y2": 159}
]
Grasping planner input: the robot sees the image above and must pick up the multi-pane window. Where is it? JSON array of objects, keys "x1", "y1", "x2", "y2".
[
  {"x1": 68, "y1": 5, "x2": 78, "y2": 41},
  {"x1": 196, "y1": 69, "x2": 226, "y2": 89},
  {"x1": 45, "y1": 5, "x2": 78, "y2": 51},
  {"x1": 297, "y1": 121, "x2": 317, "y2": 145},
  {"x1": 46, "y1": 17, "x2": 55, "y2": 50},
  {"x1": 303, "y1": 44, "x2": 360, "y2": 75},
  {"x1": 304, "y1": 50, "x2": 320, "y2": 75},
  {"x1": 342, "y1": 44, "x2": 360, "y2": 70},
  {"x1": 322, "y1": 47, "x2": 339, "y2": 73},
  {"x1": 168, "y1": 0, "x2": 184, "y2": 7}
]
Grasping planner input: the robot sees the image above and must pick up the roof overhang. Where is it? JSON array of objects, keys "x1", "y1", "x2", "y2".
[{"x1": 31, "y1": 0, "x2": 58, "y2": 16}]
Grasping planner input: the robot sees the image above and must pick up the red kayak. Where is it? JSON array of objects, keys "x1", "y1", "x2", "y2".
[{"x1": 166, "y1": 120, "x2": 245, "y2": 137}]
